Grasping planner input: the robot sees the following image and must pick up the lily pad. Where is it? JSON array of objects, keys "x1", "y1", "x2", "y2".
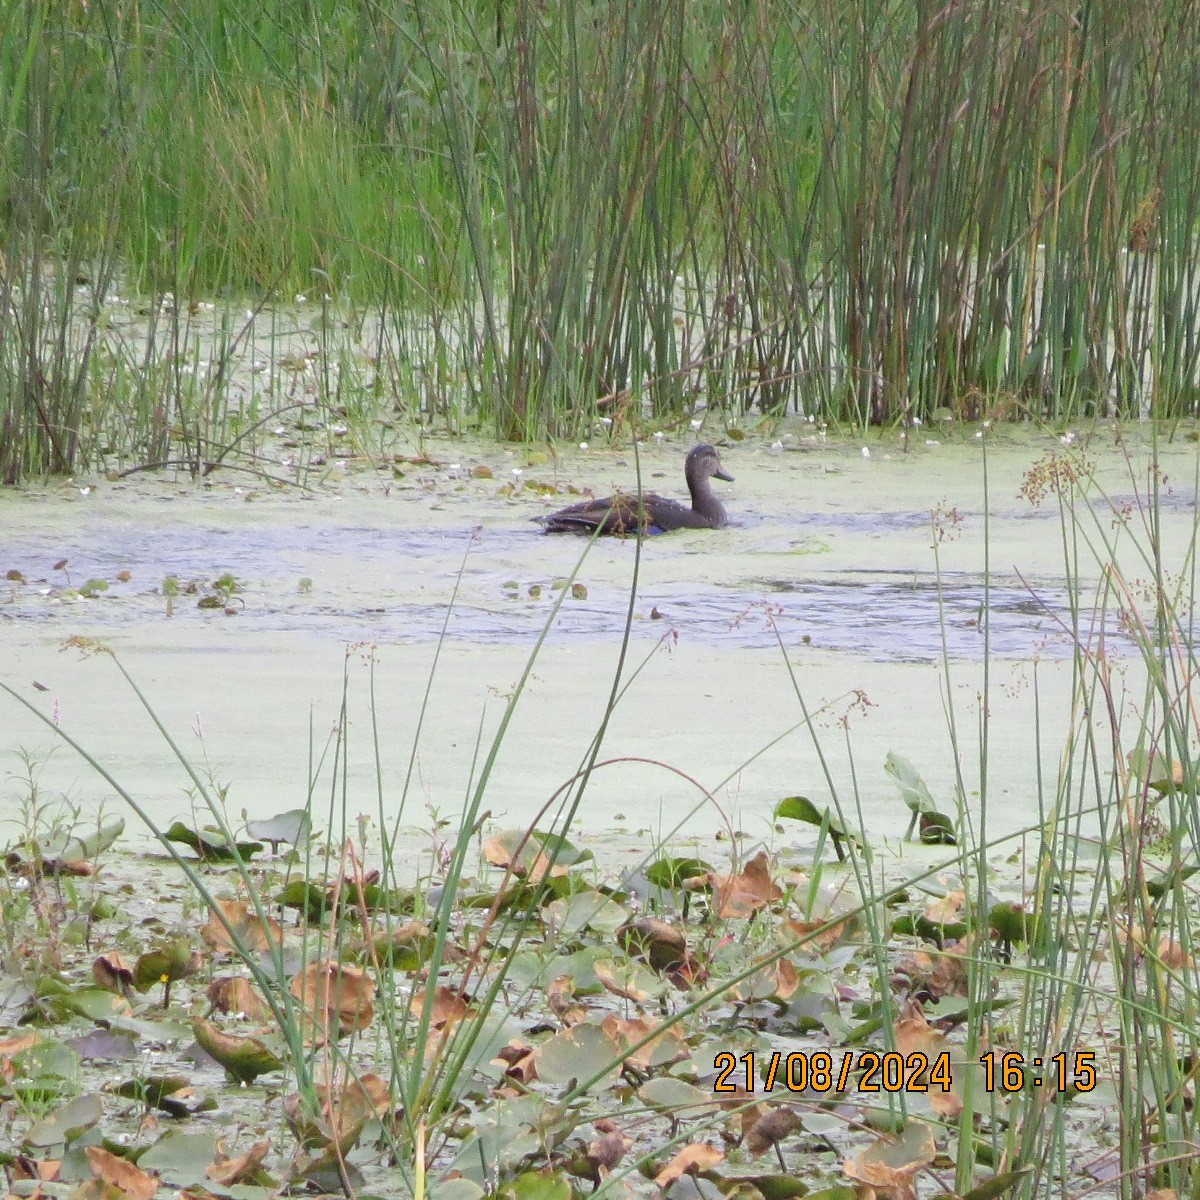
[
  {"x1": 138, "y1": 1129, "x2": 219, "y2": 1188},
  {"x1": 192, "y1": 1017, "x2": 285, "y2": 1083},
  {"x1": 24, "y1": 1091, "x2": 104, "y2": 1148},
  {"x1": 645, "y1": 857, "x2": 712, "y2": 889},
  {"x1": 244, "y1": 808, "x2": 312, "y2": 852},
  {"x1": 165, "y1": 821, "x2": 263, "y2": 862},
  {"x1": 773, "y1": 795, "x2": 859, "y2": 857}
]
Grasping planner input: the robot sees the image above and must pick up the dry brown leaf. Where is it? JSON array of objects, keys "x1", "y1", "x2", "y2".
[
  {"x1": 582, "y1": 1121, "x2": 632, "y2": 1183},
  {"x1": 924, "y1": 890, "x2": 965, "y2": 925},
  {"x1": 771, "y1": 956, "x2": 800, "y2": 1000},
  {"x1": 0, "y1": 1032, "x2": 41, "y2": 1073},
  {"x1": 8, "y1": 1155, "x2": 61, "y2": 1182},
  {"x1": 290, "y1": 962, "x2": 375, "y2": 1038},
  {"x1": 481, "y1": 834, "x2": 565, "y2": 883},
  {"x1": 712, "y1": 851, "x2": 783, "y2": 919},
  {"x1": 206, "y1": 976, "x2": 272, "y2": 1021},
  {"x1": 601, "y1": 1015, "x2": 687, "y2": 1071},
  {"x1": 201, "y1": 900, "x2": 282, "y2": 954},
  {"x1": 842, "y1": 1123, "x2": 936, "y2": 1199},
  {"x1": 206, "y1": 1138, "x2": 271, "y2": 1186},
  {"x1": 85, "y1": 1146, "x2": 158, "y2": 1200},
  {"x1": 1157, "y1": 937, "x2": 1193, "y2": 970},
  {"x1": 786, "y1": 913, "x2": 858, "y2": 953},
  {"x1": 500, "y1": 1045, "x2": 539, "y2": 1085},
  {"x1": 411, "y1": 984, "x2": 470, "y2": 1029},
  {"x1": 618, "y1": 918, "x2": 688, "y2": 971},
  {"x1": 653, "y1": 1142, "x2": 725, "y2": 1187},
  {"x1": 284, "y1": 1072, "x2": 395, "y2": 1154},
  {"x1": 744, "y1": 1107, "x2": 802, "y2": 1157},
  {"x1": 892, "y1": 1004, "x2": 961, "y2": 1120},
  {"x1": 546, "y1": 975, "x2": 586, "y2": 1026},
  {"x1": 91, "y1": 952, "x2": 136, "y2": 998}
]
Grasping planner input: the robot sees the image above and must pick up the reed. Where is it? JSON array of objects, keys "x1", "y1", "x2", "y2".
[{"x1": 2, "y1": 0, "x2": 1199, "y2": 470}]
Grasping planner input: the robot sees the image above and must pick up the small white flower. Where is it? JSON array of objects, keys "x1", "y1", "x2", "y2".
[
  {"x1": 296, "y1": 294, "x2": 307, "y2": 304},
  {"x1": 579, "y1": 442, "x2": 589, "y2": 451},
  {"x1": 1060, "y1": 431, "x2": 1076, "y2": 446},
  {"x1": 513, "y1": 468, "x2": 523, "y2": 477},
  {"x1": 861, "y1": 447, "x2": 871, "y2": 458},
  {"x1": 79, "y1": 486, "x2": 91, "y2": 495},
  {"x1": 912, "y1": 417, "x2": 922, "y2": 427},
  {"x1": 925, "y1": 439, "x2": 940, "y2": 446},
  {"x1": 974, "y1": 430, "x2": 984, "y2": 440},
  {"x1": 770, "y1": 440, "x2": 783, "y2": 453},
  {"x1": 690, "y1": 419, "x2": 702, "y2": 431},
  {"x1": 653, "y1": 431, "x2": 665, "y2": 445}
]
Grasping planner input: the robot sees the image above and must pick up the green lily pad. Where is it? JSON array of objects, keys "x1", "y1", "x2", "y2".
[
  {"x1": 165, "y1": 821, "x2": 262, "y2": 862},
  {"x1": 645, "y1": 857, "x2": 712, "y2": 888},
  {"x1": 535, "y1": 1024, "x2": 622, "y2": 1088},
  {"x1": 545, "y1": 890, "x2": 628, "y2": 936},
  {"x1": 884, "y1": 751, "x2": 937, "y2": 814},
  {"x1": 24, "y1": 1092, "x2": 104, "y2": 1148},
  {"x1": 192, "y1": 1017, "x2": 284, "y2": 1083},
  {"x1": 773, "y1": 795, "x2": 859, "y2": 856},
  {"x1": 139, "y1": 1129, "x2": 218, "y2": 1188},
  {"x1": 134, "y1": 938, "x2": 199, "y2": 991},
  {"x1": 498, "y1": 1170, "x2": 573, "y2": 1200},
  {"x1": 276, "y1": 878, "x2": 330, "y2": 923}
]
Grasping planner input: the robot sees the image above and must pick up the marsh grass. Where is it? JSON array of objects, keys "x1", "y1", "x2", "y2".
[{"x1": 4, "y1": 1, "x2": 1200, "y2": 480}]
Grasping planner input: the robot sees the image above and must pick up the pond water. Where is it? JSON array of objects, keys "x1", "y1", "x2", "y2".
[{"x1": 1, "y1": 430, "x2": 1195, "y2": 871}]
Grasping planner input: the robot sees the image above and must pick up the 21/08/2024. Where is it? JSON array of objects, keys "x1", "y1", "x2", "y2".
[{"x1": 714, "y1": 1050, "x2": 1097, "y2": 1094}]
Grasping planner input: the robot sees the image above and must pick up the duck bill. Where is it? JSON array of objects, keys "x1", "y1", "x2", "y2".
[{"x1": 714, "y1": 467, "x2": 734, "y2": 482}]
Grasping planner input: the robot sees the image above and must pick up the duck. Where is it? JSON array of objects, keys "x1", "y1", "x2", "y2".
[{"x1": 536, "y1": 443, "x2": 734, "y2": 535}]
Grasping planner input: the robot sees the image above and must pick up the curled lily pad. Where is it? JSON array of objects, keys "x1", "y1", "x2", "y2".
[
  {"x1": 134, "y1": 938, "x2": 201, "y2": 1006},
  {"x1": 5, "y1": 817, "x2": 125, "y2": 874},
  {"x1": 192, "y1": 1017, "x2": 284, "y2": 1083},
  {"x1": 919, "y1": 811, "x2": 956, "y2": 845},
  {"x1": 277, "y1": 879, "x2": 330, "y2": 923},
  {"x1": 244, "y1": 808, "x2": 312, "y2": 852},
  {"x1": 109, "y1": 1073, "x2": 211, "y2": 1118},
  {"x1": 290, "y1": 963, "x2": 375, "y2": 1038},
  {"x1": 165, "y1": 821, "x2": 262, "y2": 863},
  {"x1": 772, "y1": 796, "x2": 859, "y2": 858},
  {"x1": 645, "y1": 857, "x2": 712, "y2": 889}
]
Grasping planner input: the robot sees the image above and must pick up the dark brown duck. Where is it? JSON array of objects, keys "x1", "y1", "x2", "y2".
[{"x1": 537, "y1": 443, "x2": 734, "y2": 535}]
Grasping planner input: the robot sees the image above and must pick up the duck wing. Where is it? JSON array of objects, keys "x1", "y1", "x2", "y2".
[{"x1": 537, "y1": 491, "x2": 663, "y2": 535}]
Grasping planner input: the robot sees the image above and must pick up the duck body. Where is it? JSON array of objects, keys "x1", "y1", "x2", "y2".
[{"x1": 537, "y1": 443, "x2": 733, "y2": 536}]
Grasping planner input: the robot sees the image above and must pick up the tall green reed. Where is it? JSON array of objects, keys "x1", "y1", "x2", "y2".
[{"x1": 6, "y1": 0, "x2": 1198, "y2": 481}]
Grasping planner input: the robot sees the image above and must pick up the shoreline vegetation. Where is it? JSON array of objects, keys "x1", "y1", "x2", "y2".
[{"x1": 3, "y1": 2, "x2": 1200, "y2": 483}]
